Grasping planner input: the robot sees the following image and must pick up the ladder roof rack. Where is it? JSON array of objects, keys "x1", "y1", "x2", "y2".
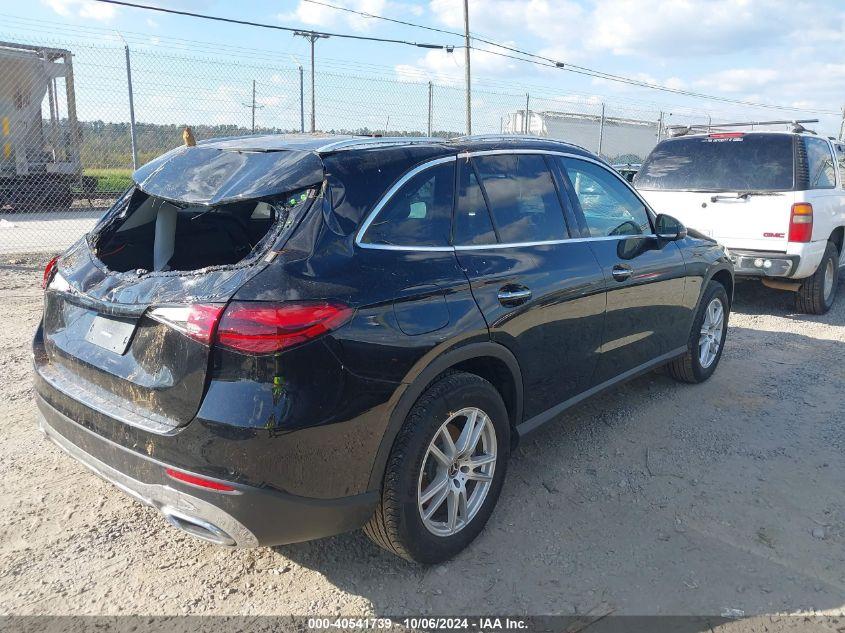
[{"x1": 666, "y1": 119, "x2": 820, "y2": 137}]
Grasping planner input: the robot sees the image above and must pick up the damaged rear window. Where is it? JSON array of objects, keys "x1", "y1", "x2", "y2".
[
  {"x1": 94, "y1": 187, "x2": 316, "y2": 274},
  {"x1": 89, "y1": 143, "x2": 325, "y2": 274}
]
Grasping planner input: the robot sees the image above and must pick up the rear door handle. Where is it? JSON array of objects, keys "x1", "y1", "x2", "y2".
[
  {"x1": 611, "y1": 265, "x2": 633, "y2": 282},
  {"x1": 497, "y1": 286, "x2": 532, "y2": 307}
]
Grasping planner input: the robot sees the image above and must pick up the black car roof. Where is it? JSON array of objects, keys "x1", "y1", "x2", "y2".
[{"x1": 198, "y1": 133, "x2": 596, "y2": 160}]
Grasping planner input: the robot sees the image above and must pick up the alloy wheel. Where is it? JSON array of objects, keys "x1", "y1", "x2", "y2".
[
  {"x1": 698, "y1": 297, "x2": 725, "y2": 369},
  {"x1": 823, "y1": 257, "x2": 835, "y2": 302},
  {"x1": 417, "y1": 407, "x2": 497, "y2": 537}
]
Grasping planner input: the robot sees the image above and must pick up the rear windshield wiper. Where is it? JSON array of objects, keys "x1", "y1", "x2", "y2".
[{"x1": 710, "y1": 191, "x2": 782, "y2": 202}]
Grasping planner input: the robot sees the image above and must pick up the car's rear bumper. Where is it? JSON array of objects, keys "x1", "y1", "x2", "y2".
[
  {"x1": 725, "y1": 249, "x2": 799, "y2": 277},
  {"x1": 36, "y1": 393, "x2": 378, "y2": 547}
]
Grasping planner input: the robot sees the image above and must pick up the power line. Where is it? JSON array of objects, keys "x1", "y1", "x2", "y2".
[
  {"x1": 7, "y1": 8, "x2": 835, "y2": 119},
  {"x1": 0, "y1": 11, "x2": 719, "y2": 115},
  {"x1": 302, "y1": 0, "x2": 468, "y2": 39},
  {"x1": 301, "y1": 0, "x2": 839, "y2": 115},
  {"x1": 468, "y1": 44, "x2": 840, "y2": 115},
  {"x1": 93, "y1": 0, "x2": 452, "y2": 50}
]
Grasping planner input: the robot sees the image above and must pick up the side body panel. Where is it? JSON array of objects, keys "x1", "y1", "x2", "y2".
[
  {"x1": 455, "y1": 243, "x2": 606, "y2": 418},
  {"x1": 585, "y1": 237, "x2": 690, "y2": 383}
]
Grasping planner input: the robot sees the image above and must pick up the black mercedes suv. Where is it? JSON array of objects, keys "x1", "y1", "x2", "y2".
[{"x1": 34, "y1": 135, "x2": 733, "y2": 563}]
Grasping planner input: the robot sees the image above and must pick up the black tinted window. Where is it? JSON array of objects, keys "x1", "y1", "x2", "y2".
[
  {"x1": 362, "y1": 162, "x2": 454, "y2": 247},
  {"x1": 635, "y1": 134, "x2": 794, "y2": 191},
  {"x1": 473, "y1": 154, "x2": 568, "y2": 243},
  {"x1": 562, "y1": 158, "x2": 652, "y2": 237},
  {"x1": 805, "y1": 137, "x2": 836, "y2": 189},
  {"x1": 454, "y1": 160, "x2": 497, "y2": 245}
]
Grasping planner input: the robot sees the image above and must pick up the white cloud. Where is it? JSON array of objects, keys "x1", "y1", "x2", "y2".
[
  {"x1": 43, "y1": 0, "x2": 117, "y2": 21},
  {"x1": 395, "y1": 44, "x2": 519, "y2": 85},
  {"x1": 694, "y1": 68, "x2": 780, "y2": 93},
  {"x1": 279, "y1": 0, "x2": 418, "y2": 32},
  {"x1": 590, "y1": 0, "x2": 793, "y2": 57},
  {"x1": 429, "y1": 0, "x2": 584, "y2": 46}
]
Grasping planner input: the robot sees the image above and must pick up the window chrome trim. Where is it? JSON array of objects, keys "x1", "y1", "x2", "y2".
[
  {"x1": 355, "y1": 149, "x2": 658, "y2": 252},
  {"x1": 355, "y1": 156, "x2": 457, "y2": 251},
  {"x1": 453, "y1": 235, "x2": 633, "y2": 250}
]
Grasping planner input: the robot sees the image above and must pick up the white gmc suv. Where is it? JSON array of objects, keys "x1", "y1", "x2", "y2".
[{"x1": 635, "y1": 124, "x2": 845, "y2": 314}]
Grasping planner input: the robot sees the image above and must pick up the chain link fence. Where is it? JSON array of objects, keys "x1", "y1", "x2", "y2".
[{"x1": 0, "y1": 37, "x2": 712, "y2": 254}]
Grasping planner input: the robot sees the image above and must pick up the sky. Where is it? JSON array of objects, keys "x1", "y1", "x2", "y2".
[{"x1": 7, "y1": 0, "x2": 845, "y2": 138}]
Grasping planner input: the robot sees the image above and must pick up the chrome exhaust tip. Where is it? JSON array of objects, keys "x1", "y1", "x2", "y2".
[{"x1": 162, "y1": 507, "x2": 236, "y2": 546}]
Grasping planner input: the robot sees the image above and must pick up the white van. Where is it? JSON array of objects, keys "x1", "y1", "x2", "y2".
[{"x1": 635, "y1": 123, "x2": 845, "y2": 314}]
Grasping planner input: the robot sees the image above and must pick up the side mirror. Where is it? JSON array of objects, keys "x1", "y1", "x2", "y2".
[{"x1": 655, "y1": 214, "x2": 687, "y2": 241}]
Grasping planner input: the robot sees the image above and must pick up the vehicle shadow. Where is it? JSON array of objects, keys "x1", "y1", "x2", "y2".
[
  {"x1": 731, "y1": 276, "x2": 845, "y2": 321},
  {"x1": 272, "y1": 284, "x2": 845, "y2": 619}
]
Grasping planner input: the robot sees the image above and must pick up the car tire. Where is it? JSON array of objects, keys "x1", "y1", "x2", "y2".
[
  {"x1": 364, "y1": 371, "x2": 510, "y2": 564},
  {"x1": 667, "y1": 280, "x2": 730, "y2": 384},
  {"x1": 795, "y1": 241, "x2": 839, "y2": 315}
]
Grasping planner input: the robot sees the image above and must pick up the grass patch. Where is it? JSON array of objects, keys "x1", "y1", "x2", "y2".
[{"x1": 82, "y1": 168, "x2": 133, "y2": 193}]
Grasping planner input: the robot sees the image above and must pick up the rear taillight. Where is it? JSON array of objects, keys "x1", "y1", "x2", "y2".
[
  {"x1": 216, "y1": 301, "x2": 353, "y2": 354},
  {"x1": 42, "y1": 255, "x2": 59, "y2": 289},
  {"x1": 165, "y1": 468, "x2": 236, "y2": 492},
  {"x1": 789, "y1": 203, "x2": 813, "y2": 243},
  {"x1": 147, "y1": 304, "x2": 225, "y2": 345},
  {"x1": 148, "y1": 301, "x2": 353, "y2": 353}
]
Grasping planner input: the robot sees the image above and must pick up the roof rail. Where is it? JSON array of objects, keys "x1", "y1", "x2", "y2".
[
  {"x1": 316, "y1": 136, "x2": 441, "y2": 153},
  {"x1": 453, "y1": 134, "x2": 570, "y2": 144},
  {"x1": 666, "y1": 119, "x2": 820, "y2": 137}
]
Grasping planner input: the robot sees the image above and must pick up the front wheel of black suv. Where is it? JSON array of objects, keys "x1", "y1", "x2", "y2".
[
  {"x1": 667, "y1": 280, "x2": 730, "y2": 384},
  {"x1": 795, "y1": 241, "x2": 839, "y2": 315},
  {"x1": 364, "y1": 371, "x2": 510, "y2": 564}
]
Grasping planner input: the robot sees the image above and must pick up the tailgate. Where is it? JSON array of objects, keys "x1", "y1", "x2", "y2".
[
  {"x1": 36, "y1": 237, "x2": 276, "y2": 432},
  {"x1": 641, "y1": 189, "x2": 796, "y2": 251},
  {"x1": 39, "y1": 292, "x2": 211, "y2": 431}
]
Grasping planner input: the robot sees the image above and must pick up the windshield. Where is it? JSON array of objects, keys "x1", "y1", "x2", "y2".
[{"x1": 635, "y1": 134, "x2": 794, "y2": 192}]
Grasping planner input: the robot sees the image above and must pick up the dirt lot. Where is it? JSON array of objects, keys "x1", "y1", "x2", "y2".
[{"x1": 1, "y1": 255, "x2": 843, "y2": 621}]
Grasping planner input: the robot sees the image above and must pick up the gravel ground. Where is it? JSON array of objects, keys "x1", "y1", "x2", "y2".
[{"x1": 0, "y1": 254, "x2": 843, "y2": 622}]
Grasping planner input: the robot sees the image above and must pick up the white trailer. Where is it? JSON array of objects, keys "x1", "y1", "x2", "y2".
[{"x1": 0, "y1": 41, "x2": 86, "y2": 211}]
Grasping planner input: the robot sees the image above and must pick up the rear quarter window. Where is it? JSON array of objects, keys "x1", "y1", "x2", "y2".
[
  {"x1": 804, "y1": 137, "x2": 836, "y2": 189},
  {"x1": 360, "y1": 161, "x2": 455, "y2": 248}
]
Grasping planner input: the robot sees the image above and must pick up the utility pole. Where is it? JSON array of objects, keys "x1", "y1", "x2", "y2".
[
  {"x1": 427, "y1": 81, "x2": 433, "y2": 137},
  {"x1": 294, "y1": 31, "x2": 330, "y2": 133},
  {"x1": 299, "y1": 66, "x2": 305, "y2": 133},
  {"x1": 839, "y1": 105, "x2": 845, "y2": 141},
  {"x1": 524, "y1": 93, "x2": 530, "y2": 134},
  {"x1": 463, "y1": 0, "x2": 471, "y2": 136},
  {"x1": 251, "y1": 80, "x2": 257, "y2": 132},
  {"x1": 242, "y1": 79, "x2": 264, "y2": 134},
  {"x1": 598, "y1": 102, "x2": 605, "y2": 157},
  {"x1": 124, "y1": 45, "x2": 138, "y2": 170}
]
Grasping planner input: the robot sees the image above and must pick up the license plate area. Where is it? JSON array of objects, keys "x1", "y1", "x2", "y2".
[{"x1": 85, "y1": 315, "x2": 137, "y2": 354}]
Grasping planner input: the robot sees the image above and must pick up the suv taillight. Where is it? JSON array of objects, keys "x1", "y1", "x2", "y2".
[
  {"x1": 216, "y1": 301, "x2": 353, "y2": 354},
  {"x1": 788, "y1": 203, "x2": 813, "y2": 243},
  {"x1": 148, "y1": 304, "x2": 225, "y2": 344},
  {"x1": 149, "y1": 301, "x2": 353, "y2": 353}
]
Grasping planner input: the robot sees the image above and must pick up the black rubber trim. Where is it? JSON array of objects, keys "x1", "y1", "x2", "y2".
[{"x1": 517, "y1": 346, "x2": 687, "y2": 436}]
